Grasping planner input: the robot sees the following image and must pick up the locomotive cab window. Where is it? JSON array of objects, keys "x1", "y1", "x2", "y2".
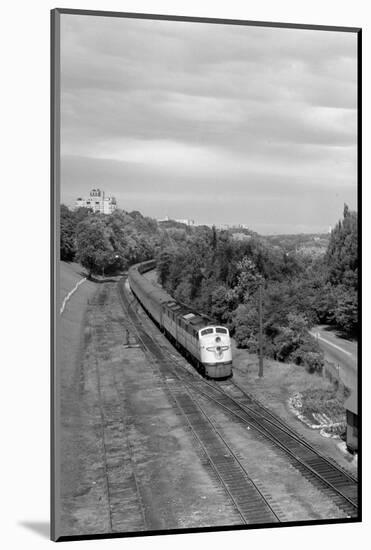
[
  {"x1": 216, "y1": 328, "x2": 227, "y2": 334},
  {"x1": 201, "y1": 328, "x2": 213, "y2": 336}
]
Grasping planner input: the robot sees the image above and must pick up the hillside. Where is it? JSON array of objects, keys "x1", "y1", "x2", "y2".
[{"x1": 264, "y1": 233, "x2": 330, "y2": 257}]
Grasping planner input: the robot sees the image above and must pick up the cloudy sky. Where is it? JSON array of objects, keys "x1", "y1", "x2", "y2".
[{"x1": 60, "y1": 14, "x2": 357, "y2": 234}]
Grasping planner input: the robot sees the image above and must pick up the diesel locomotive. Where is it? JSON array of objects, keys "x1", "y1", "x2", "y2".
[{"x1": 128, "y1": 260, "x2": 233, "y2": 379}]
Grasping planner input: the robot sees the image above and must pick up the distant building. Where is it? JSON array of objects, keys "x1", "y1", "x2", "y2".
[
  {"x1": 157, "y1": 216, "x2": 195, "y2": 226},
  {"x1": 231, "y1": 233, "x2": 252, "y2": 241},
  {"x1": 176, "y1": 218, "x2": 195, "y2": 226},
  {"x1": 213, "y1": 223, "x2": 250, "y2": 231},
  {"x1": 75, "y1": 189, "x2": 117, "y2": 214}
]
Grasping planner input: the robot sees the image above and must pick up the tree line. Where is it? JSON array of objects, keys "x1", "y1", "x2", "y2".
[
  {"x1": 61, "y1": 204, "x2": 358, "y2": 373},
  {"x1": 60, "y1": 205, "x2": 162, "y2": 275},
  {"x1": 156, "y1": 205, "x2": 358, "y2": 373}
]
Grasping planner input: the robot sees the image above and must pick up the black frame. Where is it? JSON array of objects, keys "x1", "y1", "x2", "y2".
[{"x1": 51, "y1": 8, "x2": 362, "y2": 542}]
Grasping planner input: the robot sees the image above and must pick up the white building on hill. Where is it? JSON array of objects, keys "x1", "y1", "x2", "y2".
[
  {"x1": 75, "y1": 189, "x2": 117, "y2": 214},
  {"x1": 157, "y1": 216, "x2": 195, "y2": 226}
]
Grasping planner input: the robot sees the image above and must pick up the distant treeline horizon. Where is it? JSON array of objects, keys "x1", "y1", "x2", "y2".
[{"x1": 60, "y1": 203, "x2": 358, "y2": 372}]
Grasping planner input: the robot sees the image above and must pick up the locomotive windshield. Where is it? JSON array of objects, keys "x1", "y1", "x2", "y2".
[
  {"x1": 200, "y1": 328, "x2": 214, "y2": 336},
  {"x1": 216, "y1": 327, "x2": 228, "y2": 334}
]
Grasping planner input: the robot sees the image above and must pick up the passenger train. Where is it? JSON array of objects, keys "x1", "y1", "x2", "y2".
[{"x1": 128, "y1": 260, "x2": 233, "y2": 379}]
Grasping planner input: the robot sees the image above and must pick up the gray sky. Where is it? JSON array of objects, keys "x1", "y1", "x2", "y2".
[{"x1": 60, "y1": 14, "x2": 357, "y2": 234}]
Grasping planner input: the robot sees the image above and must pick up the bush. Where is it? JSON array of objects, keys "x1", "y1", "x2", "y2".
[
  {"x1": 301, "y1": 388, "x2": 345, "y2": 417},
  {"x1": 273, "y1": 327, "x2": 298, "y2": 361},
  {"x1": 270, "y1": 313, "x2": 324, "y2": 372},
  {"x1": 233, "y1": 304, "x2": 259, "y2": 349},
  {"x1": 290, "y1": 349, "x2": 324, "y2": 373}
]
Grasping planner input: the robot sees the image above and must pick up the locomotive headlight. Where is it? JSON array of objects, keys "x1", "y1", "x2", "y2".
[{"x1": 215, "y1": 336, "x2": 221, "y2": 343}]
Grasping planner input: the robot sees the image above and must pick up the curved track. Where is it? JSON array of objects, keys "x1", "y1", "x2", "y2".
[
  {"x1": 186, "y1": 379, "x2": 357, "y2": 516},
  {"x1": 118, "y1": 278, "x2": 358, "y2": 521},
  {"x1": 118, "y1": 280, "x2": 280, "y2": 524}
]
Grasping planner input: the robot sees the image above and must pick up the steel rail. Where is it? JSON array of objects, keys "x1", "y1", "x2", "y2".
[
  {"x1": 117, "y1": 281, "x2": 280, "y2": 524},
  {"x1": 91, "y1": 295, "x2": 148, "y2": 532},
  {"x1": 225, "y1": 378, "x2": 357, "y2": 482},
  {"x1": 112, "y1": 370, "x2": 148, "y2": 531},
  {"x1": 170, "y1": 386, "x2": 278, "y2": 525},
  {"x1": 177, "y1": 386, "x2": 282, "y2": 523},
  {"x1": 118, "y1": 278, "x2": 358, "y2": 517},
  {"x1": 185, "y1": 381, "x2": 357, "y2": 514}
]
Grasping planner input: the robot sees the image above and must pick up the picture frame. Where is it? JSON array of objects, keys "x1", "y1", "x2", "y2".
[{"x1": 51, "y1": 8, "x2": 361, "y2": 542}]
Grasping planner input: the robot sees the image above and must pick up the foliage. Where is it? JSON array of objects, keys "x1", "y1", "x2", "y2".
[
  {"x1": 60, "y1": 205, "x2": 76, "y2": 261},
  {"x1": 233, "y1": 304, "x2": 259, "y2": 350},
  {"x1": 154, "y1": 205, "x2": 357, "y2": 368},
  {"x1": 324, "y1": 205, "x2": 358, "y2": 335},
  {"x1": 301, "y1": 387, "x2": 347, "y2": 418},
  {"x1": 271, "y1": 314, "x2": 323, "y2": 372},
  {"x1": 325, "y1": 204, "x2": 358, "y2": 289},
  {"x1": 332, "y1": 285, "x2": 358, "y2": 335},
  {"x1": 60, "y1": 201, "x2": 358, "y2": 367},
  {"x1": 209, "y1": 285, "x2": 237, "y2": 325},
  {"x1": 61, "y1": 205, "x2": 163, "y2": 275},
  {"x1": 75, "y1": 216, "x2": 114, "y2": 276}
]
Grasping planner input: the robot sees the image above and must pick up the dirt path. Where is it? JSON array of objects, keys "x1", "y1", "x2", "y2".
[
  {"x1": 59, "y1": 280, "x2": 242, "y2": 536},
  {"x1": 58, "y1": 273, "x2": 357, "y2": 537}
]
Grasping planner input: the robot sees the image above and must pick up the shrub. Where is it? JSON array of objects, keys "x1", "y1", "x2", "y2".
[
  {"x1": 290, "y1": 349, "x2": 324, "y2": 373},
  {"x1": 233, "y1": 304, "x2": 259, "y2": 349}
]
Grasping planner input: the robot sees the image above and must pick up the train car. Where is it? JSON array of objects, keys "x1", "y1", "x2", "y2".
[
  {"x1": 128, "y1": 261, "x2": 232, "y2": 379},
  {"x1": 128, "y1": 261, "x2": 170, "y2": 325}
]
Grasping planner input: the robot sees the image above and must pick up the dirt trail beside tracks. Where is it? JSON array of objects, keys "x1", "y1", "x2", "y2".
[
  {"x1": 57, "y1": 268, "x2": 356, "y2": 536},
  {"x1": 59, "y1": 280, "x2": 242, "y2": 536}
]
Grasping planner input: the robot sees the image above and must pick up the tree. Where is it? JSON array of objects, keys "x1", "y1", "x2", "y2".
[
  {"x1": 325, "y1": 204, "x2": 358, "y2": 290},
  {"x1": 333, "y1": 286, "x2": 358, "y2": 335},
  {"x1": 272, "y1": 313, "x2": 324, "y2": 372},
  {"x1": 233, "y1": 304, "x2": 259, "y2": 350},
  {"x1": 75, "y1": 216, "x2": 114, "y2": 277},
  {"x1": 234, "y1": 257, "x2": 264, "y2": 302},
  {"x1": 210, "y1": 285, "x2": 237, "y2": 324},
  {"x1": 60, "y1": 205, "x2": 76, "y2": 261},
  {"x1": 323, "y1": 204, "x2": 358, "y2": 336},
  {"x1": 157, "y1": 249, "x2": 175, "y2": 286}
]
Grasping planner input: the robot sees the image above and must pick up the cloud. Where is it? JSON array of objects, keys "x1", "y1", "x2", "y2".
[{"x1": 59, "y1": 13, "x2": 357, "y2": 234}]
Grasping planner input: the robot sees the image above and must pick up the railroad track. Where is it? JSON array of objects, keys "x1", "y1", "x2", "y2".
[
  {"x1": 117, "y1": 278, "x2": 359, "y2": 520},
  {"x1": 118, "y1": 281, "x2": 281, "y2": 525},
  {"x1": 90, "y1": 293, "x2": 148, "y2": 533},
  {"x1": 169, "y1": 383, "x2": 280, "y2": 524},
  {"x1": 185, "y1": 379, "x2": 358, "y2": 517}
]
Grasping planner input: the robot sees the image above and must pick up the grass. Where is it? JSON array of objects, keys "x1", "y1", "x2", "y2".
[
  {"x1": 232, "y1": 341, "x2": 346, "y2": 422},
  {"x1": 300, "y1": 387, "x2": 348, "y2": 419},
  {"x1": 232, "y1": 342, "x2": 359, "y2": 473},
  {"x1": 59, "y1": 261, "x2": 88, "y2": 309}
]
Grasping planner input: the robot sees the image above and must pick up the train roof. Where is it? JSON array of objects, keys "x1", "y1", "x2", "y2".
[
  {"x1": 131, "y1": 260, "x2": 219, "y2": 331},
  {"x1": 163, "y1": 299, "x2": 215, "y2": 329}
]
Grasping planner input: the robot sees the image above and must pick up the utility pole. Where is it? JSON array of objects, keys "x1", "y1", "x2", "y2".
[{"x1": 258, "y1": 281, "x2": 264, "y2": 378}]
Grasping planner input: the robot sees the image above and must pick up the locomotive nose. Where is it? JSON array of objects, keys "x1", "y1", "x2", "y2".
[{"x1": 215, "y1": 336, "x2": 221, "y2": 352}]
